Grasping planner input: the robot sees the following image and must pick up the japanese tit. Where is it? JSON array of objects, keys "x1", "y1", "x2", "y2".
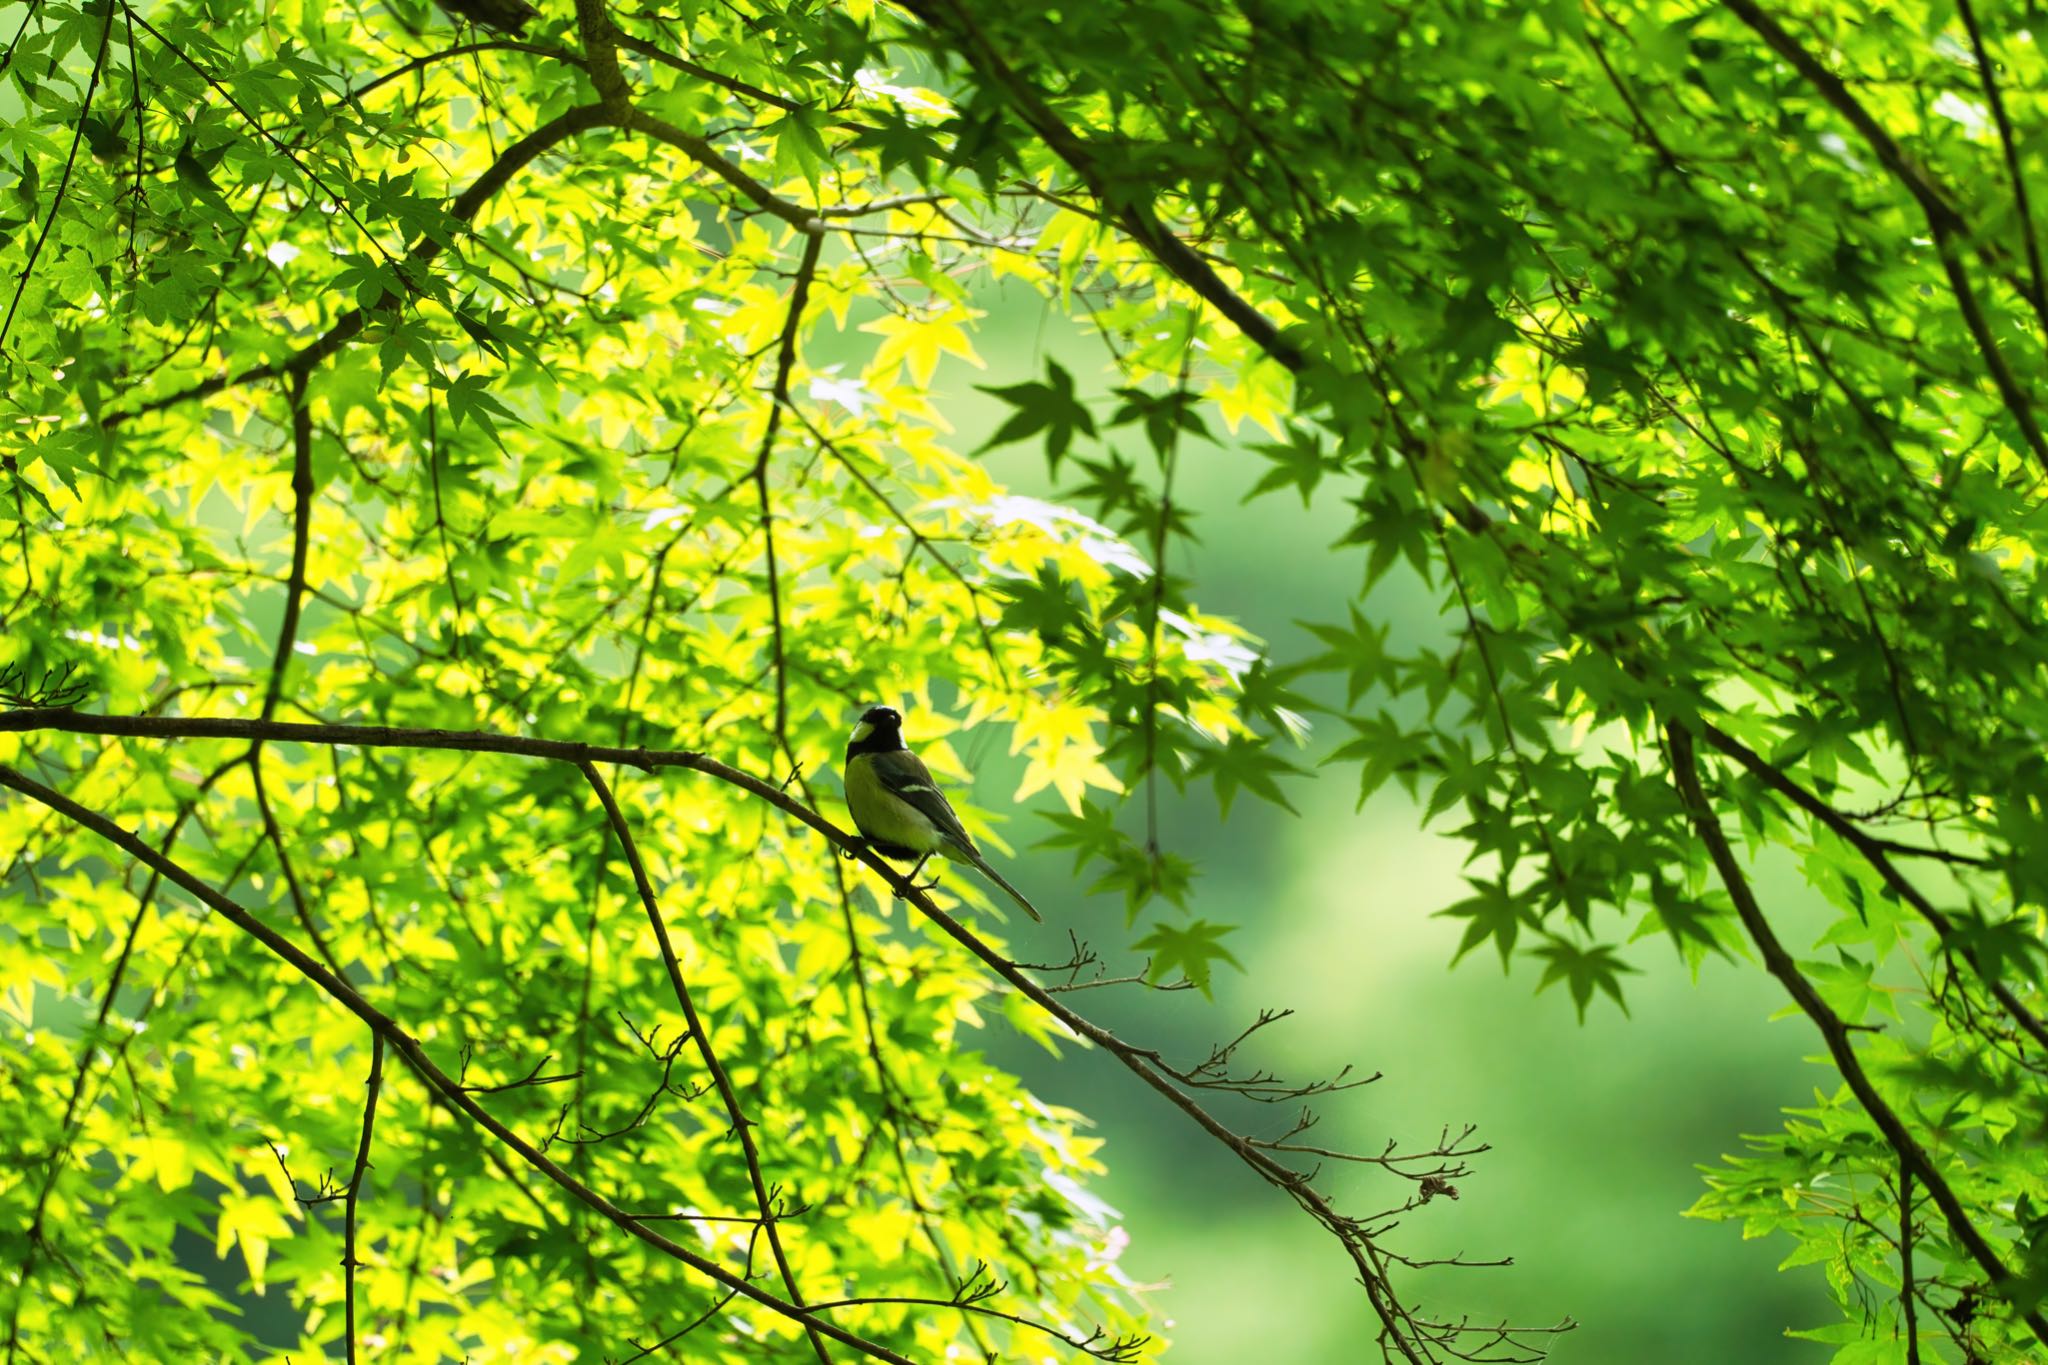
[{"x1": 842, "y1": 706, "x2": 1042, "y2": 922}]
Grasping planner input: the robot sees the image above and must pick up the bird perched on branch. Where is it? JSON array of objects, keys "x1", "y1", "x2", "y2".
[{"x1": 843, "y1": 705, "x2": 1042, "y2": 921}]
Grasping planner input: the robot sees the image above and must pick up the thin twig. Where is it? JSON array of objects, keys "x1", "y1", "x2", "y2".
[
  {"x1": 750, "y1": 232, "x2": 824, "y2": 754},
  {"x1": 0, "y1": 0, "x2": 114, "y2": 355},
  {"x1": 578, "y1": 761, "x2": 835, "y2": 1365},
  {"x1": 342, "y1": 1037, "x2": 385, "y2": 1365}
]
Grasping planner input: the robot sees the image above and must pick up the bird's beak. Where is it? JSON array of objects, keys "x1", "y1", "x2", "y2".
[{"x1": 850, "y1": 720, "x2": 875, "y2": 744}]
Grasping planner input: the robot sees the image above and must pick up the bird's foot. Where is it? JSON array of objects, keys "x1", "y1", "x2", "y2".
[{"x1": 839, "y1": 838, "x2": 866, "y2": 860}]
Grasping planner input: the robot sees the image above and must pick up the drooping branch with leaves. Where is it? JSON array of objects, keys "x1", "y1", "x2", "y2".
[{"x1": 4, "y1": 0, "x2": 2047, "y2": 1361}]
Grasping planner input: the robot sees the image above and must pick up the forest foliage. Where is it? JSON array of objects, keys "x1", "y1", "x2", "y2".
[{"x1": 4, "y1": 0, "x2": 2048, "y2": 1362}]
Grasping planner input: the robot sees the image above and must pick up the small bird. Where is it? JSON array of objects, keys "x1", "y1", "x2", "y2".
[{"x1": 843, "y1": 705, "x2": 1042, "y2": 921}]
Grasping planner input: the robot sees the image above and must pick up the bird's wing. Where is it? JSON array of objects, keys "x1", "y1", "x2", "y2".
[{"x1": 869, "y1": 750, "x2": 977, "y2": 854}]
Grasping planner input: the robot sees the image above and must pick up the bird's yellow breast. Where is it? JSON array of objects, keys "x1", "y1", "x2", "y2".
[{"x1": 845, "y1": 753, "x2": 947, "y2": 854}]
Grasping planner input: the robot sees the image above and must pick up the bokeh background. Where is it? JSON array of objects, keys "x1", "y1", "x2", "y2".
[{"x1": 907, "y1": 279, "x2": 1835, "y2": 1363}]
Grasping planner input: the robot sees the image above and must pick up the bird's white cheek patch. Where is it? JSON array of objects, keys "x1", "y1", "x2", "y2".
[{"x1": 851, "y1": 722, "x2": 874, "y2": 743}]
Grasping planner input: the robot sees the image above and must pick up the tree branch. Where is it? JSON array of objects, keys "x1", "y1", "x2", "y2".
[
  {"x1": 342, "y1": 1036, "x2": 385, "y2": 1365},
  {"x1": 1954, "y1": 0, "x2": 2048, "y2": 342},
  {"x1": 751, "y1": 232, "x2": 824, "y2": 756},
  {"x1": 899, "y1": 0, "x2": 1299, "y2": 369},
  {"x1": 1698, "y1": 720, "x2": 2048, "y2": 1054},
  {"x1": 0, "y1": 707, "x2": 1452, "y2": 1362},
  {"x1": 578, "y1": 761, "x2": 835, "y2": 1365},
  {"x1": 0, "y1": 759, "x2": 919, "y2": 1365},
  {"x1": 0, "y1": 0, "x2": 112, "y2": 356},
  {"x1": 1719, "y1": 0, "x2": 2048, "y2": 471},
  {"x1": 1666, "y1": 719, "x2": 2048, "y2": 1348}
]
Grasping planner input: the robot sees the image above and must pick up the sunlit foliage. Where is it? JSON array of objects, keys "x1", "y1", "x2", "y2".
[{"x1": 5, "y1": 1, "x2": 2048, "y2": 1362}]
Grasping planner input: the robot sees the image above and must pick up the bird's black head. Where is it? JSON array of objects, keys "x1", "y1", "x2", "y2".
[{"x1": 848, "y1": 705, "x2": 905, "y2": 755}]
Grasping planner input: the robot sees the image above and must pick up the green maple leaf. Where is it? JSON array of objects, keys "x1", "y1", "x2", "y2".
[
  {"x1": 1246, "y1": 427, "x2": 1329, "y2": 507},
  {"x1": 1133, "y1": 919, "x2": 1242, "y2": 997},
  {"x1": 1531, "y1": 937, "x2": 1637, "y2": 1021},
  {"x1": 1300, "y1": 603, "x2": 1391, "y2": 707},
  {"x1": 977, "y1": 358, "x2": 1097, "y2": 467},
  {"x1": 1190, "y1": 734, "x2": 1304, "y2": 816}
]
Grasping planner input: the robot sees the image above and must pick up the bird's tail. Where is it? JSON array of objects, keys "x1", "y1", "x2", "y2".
[{"x1": 966, "y1": 853, "x2": 1043, "y2": 922}]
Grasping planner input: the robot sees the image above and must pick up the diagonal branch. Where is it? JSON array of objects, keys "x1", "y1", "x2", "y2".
[
  {"x1": 622, "y1": 109, "x2": 827, "y2": 232},
  {"x1": 578, "y1": 761, "x2": 835, "y2": 1365},
  {"x1": 1666, "y1": 719, "x2": 2048, "y2": 1348},
  {"x1": 341, "y1": 39, "x2": 587, "y2": 107},
  {"x1": 1719, "y1": 0, "x2": 2048, "y2": 472},
  {"x1": 900, "y1": 0, "x2": 1300, "y2": 370},
  {"x1": 0, "y1": 0, "x2": 113, "y2": 356},
  {"x1": 0, "y1": 708, "x2": 1464, "y2": 1362},
  {"x1": 612, "y1": 33, "x2": 801, "y2": 112},
  {"x1": 119, "y1": 4, "x2": 396, "y2": 265},
  {"x1": 0, "y1": 760, "x2": 917, "y2": 1365},
  {"x1": 1955, "y1": 0, "x2": 2048, "y2": 343},
  {"x1": 1699, "y1": 720, "x2": 2048, "y2": 1054}
]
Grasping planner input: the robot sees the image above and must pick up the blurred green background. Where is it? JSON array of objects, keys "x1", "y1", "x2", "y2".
[{"x1": 911, "y1": 280, "x2": 1834, "y2": 1362}]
